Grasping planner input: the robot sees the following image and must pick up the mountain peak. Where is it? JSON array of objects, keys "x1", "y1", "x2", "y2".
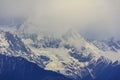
[
  {"x1": 62, "y1": 29, "x2": 82, "y2": 40},
  {"x1": 0, "y1": 30, "x2": 31, "y2": 56}
]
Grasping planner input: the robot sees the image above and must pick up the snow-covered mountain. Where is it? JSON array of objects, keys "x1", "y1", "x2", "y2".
[
  {"x1": 19, "y1": 30, "x2": 120, "y2": 79},
  {"x1": 0, "y1": 30, "x2": 120, "y2": 80},
  {"x1": 0, "y1": 54, "x2": 71, "y2": 80},
  {"x1": 92, "y1": 38, "x2": 120, "y2": 52},
  {"x1": 0, "y1": 30, "x2": 30, "y2": 56}
]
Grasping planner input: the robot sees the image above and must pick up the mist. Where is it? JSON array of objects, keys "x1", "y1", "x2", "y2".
[{"x1": 0, "y1": 0, "x2": 120, "y2": 39}]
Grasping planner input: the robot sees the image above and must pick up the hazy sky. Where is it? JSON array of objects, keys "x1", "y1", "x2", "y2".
[{"x1": 0, "y1": 0, "x2": 120, "y2": 39}]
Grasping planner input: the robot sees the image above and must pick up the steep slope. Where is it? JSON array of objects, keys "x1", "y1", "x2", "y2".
[
  {"x1": 0, "y1": 30, "x2": 45, "y2": 68},
  {"x1": 91, "y1": 38, "x2": 120, "y2": 62},
  {"x1": 1, "y1": 30, "x2": 120, "y2": 80},
  {"x1": 92, "y1": 38, "x2": 120, "y2": 52},
  {"x1": 0, "y1": 54, "x2": 71, "y2": 80},
  {"x1": 21, "y1": 30, "x2": 120, "y2": 80},
  {"x1": 0, "y1": 30, "x2": 30, "y2": 56}
]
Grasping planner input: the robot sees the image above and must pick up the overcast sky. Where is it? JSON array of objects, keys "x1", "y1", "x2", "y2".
[{"x1": 0, "y1": 0, "x2": 120, "y2": 39}]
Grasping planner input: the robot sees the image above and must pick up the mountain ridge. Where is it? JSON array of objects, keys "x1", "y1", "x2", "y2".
[{"x1": 0, "y1": 30, "x2": 120, "y2": 80}]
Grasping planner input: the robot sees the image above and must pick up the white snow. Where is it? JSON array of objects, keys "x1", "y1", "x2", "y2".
[
  {"x1": 1, "y1": 30, "x2": 120, "y2": 78},
  {"x1": 101, "y1": 51, "x2": 120, "y2": 62},
  {"x1": 20, "y1": 30, "x2": 105, "y2": 77},
  {"x1": 0, "y1": 31, "x2": 9, "y2": 53}
]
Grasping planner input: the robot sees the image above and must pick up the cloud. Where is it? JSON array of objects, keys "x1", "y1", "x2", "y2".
[{"x1": 0, "y1": 0, "x2": 120, "y2": 39}]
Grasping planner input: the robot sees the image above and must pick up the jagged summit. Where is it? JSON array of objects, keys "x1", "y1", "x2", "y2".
[
  {"x1": 19, "y1": 29, "x2": 120, "y2": 79},
  {"x1": 0, "y1": 30, "x2": 31, "y2": 56},
  {"x1": 0, "y1": 30, "x2": 120, "y2": 80}
]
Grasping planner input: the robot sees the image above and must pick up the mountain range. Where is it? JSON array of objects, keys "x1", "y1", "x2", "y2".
[{"x1": 0, "y1": 27, "x2": 120, "y2": 80}]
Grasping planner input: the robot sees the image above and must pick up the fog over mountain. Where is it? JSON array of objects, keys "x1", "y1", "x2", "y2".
[
  {"x1": 0, "y1": 0, "x2": 120, "y2": 39},
  {"x1": 1, "y1": 1, "x2": 120, "y2": 80}
]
